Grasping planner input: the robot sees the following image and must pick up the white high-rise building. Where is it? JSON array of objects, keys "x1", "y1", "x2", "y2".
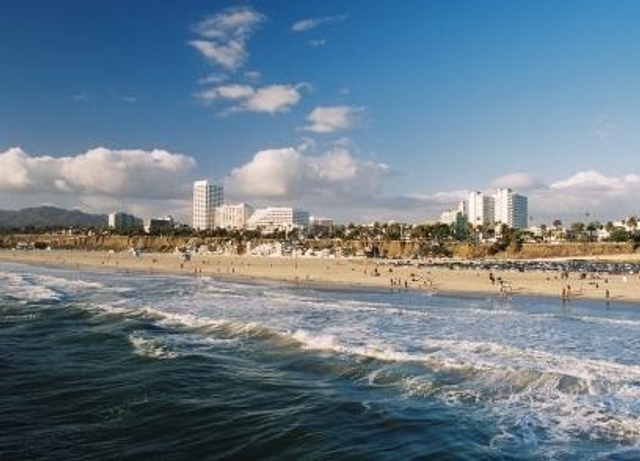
[
  {"x1": 214, "y1": 203, "x2": 254, "y2": 230},
  {"x1": 246, "y1": 207, "x2": 310, "y2": 233},
  {"x1": 494, "y1": 188, "x2": 528, "y2": 229},
  {"x1": 466, "y1": 191, "x2": 495, "y2": 228},
  {"x1": 192, "y1": 180, "x2": 223, "y2": 230}
]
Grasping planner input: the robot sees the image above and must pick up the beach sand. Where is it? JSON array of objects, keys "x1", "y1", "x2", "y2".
[{"x1": 1, "y1": 249, "x2": 638, "y2": 304}]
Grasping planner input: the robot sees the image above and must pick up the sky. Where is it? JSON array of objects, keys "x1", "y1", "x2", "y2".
[{"x1": 2, "y1": 0, "x2": 640, "y2": 225}]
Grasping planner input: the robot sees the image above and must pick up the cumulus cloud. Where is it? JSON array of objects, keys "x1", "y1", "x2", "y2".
[
  {"x1": 189, "y1": 6, "x2": 265, "y2": 71},
  {"x1": 407, "y1": 190, "x2": 469, "y2": 205},
  {"x1": 246, "y1": 85, "x2": 303, "y2": 113},
  {"x1": 491, "y1": 172, "x2": 544, "y2": 190},
  {"x1": 0, "y1": 147, "x2": 195, "y2": 200},
  {"x1": 393, "y1": 168, "x2": 640, "y2": 225},
  {"x1": 291, "y1": 14, "x2": 348, "y2": 32},
  {"x1": 518, "y1": 170, "x2": 640, "y2": 222},
  {"x1": 196, "y1": 83, "x2": 305, "y2": 114},
  {"x1": 302, "y1": 106, "x2": 363, "y2": 133},
  {"x1": 199, "y1": 84, "x2": 255, "y2": 101},
  {"x1": 225, "y1": 147, "x2": 389, "y2": 204},
  {"x1": 550, "y1": 170, "x2": 632, "y2": 191}
]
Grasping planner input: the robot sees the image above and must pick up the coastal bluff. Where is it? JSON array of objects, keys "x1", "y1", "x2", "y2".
[{"x1": 0, "y1": 234, "x2": 636, "y2": 260}]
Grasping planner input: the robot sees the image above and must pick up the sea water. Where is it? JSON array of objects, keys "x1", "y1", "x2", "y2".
[{"x1": 1, "y1": 261, "x2": 639, "y2": 459}]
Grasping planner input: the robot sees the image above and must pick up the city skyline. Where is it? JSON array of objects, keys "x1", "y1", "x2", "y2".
[{"x1": 2, "y1": 1, "x2": 640, "y2": 225}]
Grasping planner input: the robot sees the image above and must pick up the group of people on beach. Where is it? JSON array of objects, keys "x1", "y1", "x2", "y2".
[{"x1": 561, "y1": 283, "x2": 612, "y2": 306}]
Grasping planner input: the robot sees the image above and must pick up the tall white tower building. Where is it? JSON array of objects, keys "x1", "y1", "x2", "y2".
[
  {"x1": 466, "y1": 191, "x2": 495, "y2": 228},
  {"x1": 192, "y1": 180, "x2": 223, "y2": 230},
  {"x1": 494, "y1": 188, "x2": 528, "y2": 229}
]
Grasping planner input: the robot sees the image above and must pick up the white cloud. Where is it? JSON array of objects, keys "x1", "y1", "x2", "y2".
[
  {"x1": 521, "y1": 170, "x2": 640, "y2": 222},
  {"x1": 198, "y1": 84, "x2": 254, "y2": 102},
  {"x1": 193, "y1": 7, "x2": 264, "y2": 40},
  {"x1": 189, "y1": 40, "x2": 247, "y2": 71},
  {"x1": 491, "y1": 172, "x2": 543, "y2": 190},
  {"x1": 245, "y1": 85, "x2": 302, "y2": 113},
  {"x1": 225, "y1": 146, "x2": 389, "y2": 204},
  {"x1": 309, "y1": 39, "x2": 326, "y2": 47},
  {"x1": 198, "y1": 73, "x2": 228, "y2": 85},
  {"x1": 189, "y1": 6, "x2": 265, "y2": 71},
  {"x1": 0, "y1": 147, "x2": 195, "y2": 201},
  {"x1": 190, "y1": 7, "x2": 307, "y2": 117},
  {"x1": 196, "y1": 83, "x2": 305, "y2": 114},
  {"x1": 243, "y1": 70, "x2": 261, "y2": 81},
  {"x1": 407, "y1": 190, "x2": 469, "y2": 205},
  {"x1": 393, "y1": 168, "x2": 640, "y2": 225},
  {"x1": 302, "y1": 106, "x2": 363, "y2": 133},
  {"x1": 291, "y1": 14, "x2": 347, "y2": 32},
  {"x1": 550, "y1": 170, "x2": 630, "y2": 191}
]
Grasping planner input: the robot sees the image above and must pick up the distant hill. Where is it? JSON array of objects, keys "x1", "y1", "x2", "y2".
[{"x1": 0, "y1": 206, "x2": 107, "y2": 229}]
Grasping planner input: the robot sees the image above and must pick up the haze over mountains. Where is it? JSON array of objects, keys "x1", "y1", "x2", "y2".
[{"x1": 0, "y1": 206, "x2": 107, "y2": 229}]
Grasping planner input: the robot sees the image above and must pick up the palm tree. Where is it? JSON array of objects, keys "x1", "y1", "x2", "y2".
[{"x1": 586, "y1": 221, "x2": 601, "y2": 241}]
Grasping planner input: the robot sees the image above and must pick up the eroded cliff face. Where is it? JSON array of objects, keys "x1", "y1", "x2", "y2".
[
  {"x1": 0, "y1": 234, "x2": 635, "y2": 259},
  {"x1": 0, "y1": 235, "x2": 190, "y2": 252}
]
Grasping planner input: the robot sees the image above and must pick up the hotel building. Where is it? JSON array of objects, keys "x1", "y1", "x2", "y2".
[
  {"x1": 466, "y1": 191, "x2": 495, "y2": 228},
  {"x1": 457, "y1": 189, "x2": 528, "y2": 230},
  {"x1": 494, "y1": 188, "x2": 528, "y2": 229},
  {"x1": 192, "y1": 180, "x2": 223, "y2": 230},
  {"x1": 214, "y1": 203, "x2": 255, "y2": 230},
  {"x1": 246, "y1": 207, "x2": 310, "y2": 233}
]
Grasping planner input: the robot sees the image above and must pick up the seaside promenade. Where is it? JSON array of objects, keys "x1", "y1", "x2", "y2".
[{"x1": 1, "y1": 250, "x2": 639, "y2": 304}]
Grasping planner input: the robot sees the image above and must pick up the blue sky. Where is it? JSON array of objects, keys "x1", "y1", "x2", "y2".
[{"x1": 2, "y1": 0, "x2": 640, "y2": 224}]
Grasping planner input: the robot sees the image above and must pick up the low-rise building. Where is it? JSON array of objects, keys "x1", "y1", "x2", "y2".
[
  {"x1": 108, "y1": 212, "x2": 143, "y2": 231},
  {"x1": 309, "y1": 216, "x2": 334, "y2": 228},
  {"x1": 246, "y1": 207, "x2": 310, "y2": 233},
  {"x1": 214, "y1": 203, "x2": 254, "y2": 230},
  {"x1": 146, "y1": 215, "x2": 175, "y2": 234}
]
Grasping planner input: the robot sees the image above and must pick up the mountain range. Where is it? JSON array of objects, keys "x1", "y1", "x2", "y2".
[{"x1": 0, "y1": 206, "x2": 107, "y2": 229}]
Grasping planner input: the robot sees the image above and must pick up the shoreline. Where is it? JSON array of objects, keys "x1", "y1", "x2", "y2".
[{"x1": 0, "y1": 249, "x2": 638, "y2": 305}]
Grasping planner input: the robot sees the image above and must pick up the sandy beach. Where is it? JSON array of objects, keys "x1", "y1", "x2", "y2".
[{"x1": 1, "y1": 249, "x2": 638, "y2": 304}]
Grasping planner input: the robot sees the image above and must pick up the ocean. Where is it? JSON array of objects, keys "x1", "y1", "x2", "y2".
[{"x1": 1, "y1": 261, "x2": 639, "y2": 460}]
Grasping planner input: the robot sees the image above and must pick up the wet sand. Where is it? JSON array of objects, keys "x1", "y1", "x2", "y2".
[{"x1": 1, "y1": 250, "x2": 638, "y2": 304}]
